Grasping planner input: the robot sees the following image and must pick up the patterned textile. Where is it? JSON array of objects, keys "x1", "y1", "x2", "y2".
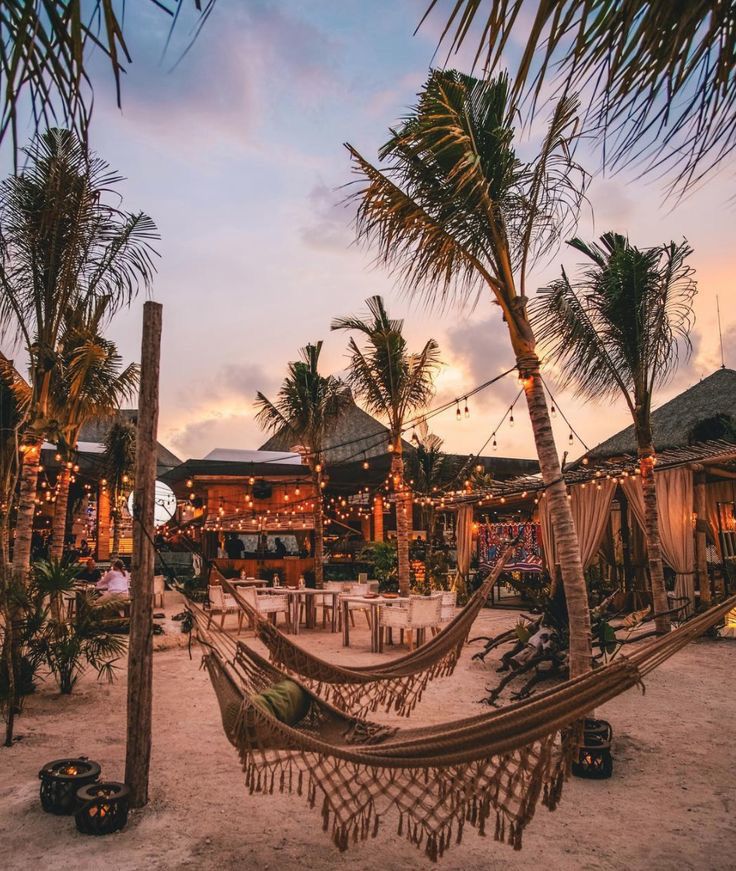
[{"x1": 478, "y1": 522, "x2": 543, "y2": 572}]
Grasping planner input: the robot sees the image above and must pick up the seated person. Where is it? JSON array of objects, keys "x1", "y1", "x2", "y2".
[
  {"x1": 273, "y1": 536, "x2": 287, "y2": 558},
  {"x1": 78, "y1": 539, "x2": 91, "y2": 558},
  {"x1": 76, "y1": 557, "x2": 101, "y2": 585},
  {"x1": 96, "y1": 559, "x2": 130, "y2": 596},
  {"x1": 225, "y1": 533, "x2": 245, "y2": 560}
]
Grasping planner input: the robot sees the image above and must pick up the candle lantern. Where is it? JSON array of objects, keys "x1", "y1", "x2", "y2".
[
  {"x1": 75, "y1": 782, "x2": 130, "y2": 835},
  {"x1": 38, "y1": 758, "x2": 101, "y2": 814},
  {"x1": 572, "y1": 718, "x2": 613, "y2": 779}
]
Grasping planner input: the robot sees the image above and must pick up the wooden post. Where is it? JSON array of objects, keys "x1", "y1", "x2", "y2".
[
  {"x1": 125, "y1": 302, "x2": 162, "y2": 808},
  {"x1": 694, "y1": 472, "x2": 710, "y2": 605}
]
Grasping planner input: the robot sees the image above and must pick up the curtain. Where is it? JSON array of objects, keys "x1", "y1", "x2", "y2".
[
  {"x1": 538, "y1": 478, "x2": 617, "y2": 570},
  {"x1": 622, "y1": 468, "x2": 695, "y2": 611},
  {"x1": 456, "y1": 504, "x2": 474, "y2": 582},
  {"x1": 705, "y1": 481, "x2": 736, "y2": 557}
]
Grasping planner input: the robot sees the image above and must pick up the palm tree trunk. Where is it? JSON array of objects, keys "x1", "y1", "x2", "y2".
[
  {"x1": 313, "y1": 469, "x2": 324, "y2": 589},
  {"x1": 520, "y1": 356, "x2": 592, "y2": 678},
  {"x1": 111, "y1": 488, "x2": 121, "y2": 558},
  {"x1": 13, "y1": 440, "x2": 42, "y2": 583},
  {"x1": 392, "y1": 449, "x2": 412, "y2": 597},
  {"x1": 50, "y1": 467, "x2": 72, "y2": 560},
  {"x1": 638, "y1": 449, "x2": 671, "y2": 633}
]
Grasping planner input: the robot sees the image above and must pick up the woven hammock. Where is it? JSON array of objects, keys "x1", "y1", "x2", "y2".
[
  {"x1": 192, "y1": 594, "x2": 735, "y2": 861},
  {"x1": 219, "y1": 542, "x2": 517, "y2": 717}
]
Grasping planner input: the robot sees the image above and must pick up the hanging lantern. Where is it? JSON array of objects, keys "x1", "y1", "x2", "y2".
[
  {"x1": 509, "y1": 407, "x2": 515, "y2": 427},
  {"x1": 464, "y1": 398, "x2": 470, "y2": 419}
]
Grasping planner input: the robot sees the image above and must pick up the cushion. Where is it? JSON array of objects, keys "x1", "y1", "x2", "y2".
[{"x1": 251, "y1": 679, "x2": 310, "y2": 726}]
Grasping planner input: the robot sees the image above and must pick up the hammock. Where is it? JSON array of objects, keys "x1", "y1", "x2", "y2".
[
  {"x1": 192, "y1": 594, "x2": 735, "y2": 861},
  {"x1": 218, "y1": 542, "x2": 518, "y2": 717}
]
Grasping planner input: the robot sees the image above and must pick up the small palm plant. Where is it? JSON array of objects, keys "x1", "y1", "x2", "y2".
[
  {"x1": 255, "y1": 342, "x2": 351, "y2": 588},
  {"x1": 332, "y1": 296, "x2": 441, "y2": 597},
  {"x1": 27, "y1": 558, "x2": 127, "y2": 695},
  {"x1": 532, "y1": 232, "x2": 697, "y2": 632}
]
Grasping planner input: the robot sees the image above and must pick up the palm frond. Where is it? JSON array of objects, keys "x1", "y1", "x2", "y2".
[
  {"x1": 420, "y1": 0, "x2": 736, "y2": 198},
  {"x1": 0, "y1": 1, "x2": 216, "y2": 164}
]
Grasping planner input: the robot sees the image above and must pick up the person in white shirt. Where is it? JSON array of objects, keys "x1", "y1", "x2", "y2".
[{"x1": 96, "y1": 559, "x2": 130, "y2": 596}]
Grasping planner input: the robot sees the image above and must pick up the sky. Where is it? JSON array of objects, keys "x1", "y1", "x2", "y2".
[{"x1": 8, "y1": 0, "x2": 736, "y2": 463}]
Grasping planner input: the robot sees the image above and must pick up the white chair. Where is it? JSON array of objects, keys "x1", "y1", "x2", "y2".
[
  {"x1": 437, "y1": 590, "x2": 457, "y2": 629},
  {"x1": 207, "y1": 584, "x2": 243, "y2": 633},
  {"x1": 344, "y1": 582, "x2": 372, "y2": 629},
  {"x1": 238, "y1": 585, "x2": 289, "y2": 629},
  {"x1": 380, "y1": 593, "x2": 442, "y2": 651},
  {"x1": 319, "y1": 581, "x2": 345, "y2": 628},
  {"x1": 153, "y1": 574, "x2": 166, "y2": 609}
]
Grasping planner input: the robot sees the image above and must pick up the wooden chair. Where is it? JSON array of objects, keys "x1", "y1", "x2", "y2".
[
  {"x1": 380, "y1": 593, "x2": 442, "y2": 651},
  {"x1": 320, "y1": 581, "x2": 349, "y2": 629},
  {"x1": 207, "y1": 584, "x2": 244, "y2": 633},
  {"x1": 435, "y1": 590, "x2": 457, "y2": 634}
]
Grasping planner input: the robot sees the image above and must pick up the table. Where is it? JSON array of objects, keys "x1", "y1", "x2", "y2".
[
  {"x1": 275, "y1": 588, "x2": 341, "y2": 635},
  {"x1": 341, "y1": 595, "x2": 409, "y2": 653},
  {"x1": 231, "y1": 578, "x2": 267, "y2": 588}
]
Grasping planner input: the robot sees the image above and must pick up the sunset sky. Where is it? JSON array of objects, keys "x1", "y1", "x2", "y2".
[{"x1": 15, "y1": 1, "x2": 736, "y2": 463}]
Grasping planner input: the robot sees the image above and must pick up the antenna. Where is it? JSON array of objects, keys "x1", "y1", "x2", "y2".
[{"x1": 717, "y1": 295, "x2": 726, "y2": 369}]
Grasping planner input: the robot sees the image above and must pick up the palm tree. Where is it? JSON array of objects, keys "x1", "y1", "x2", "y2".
[
  {"x1": 0, "y1": 2, "x2": 216, "y2": 162},
  {"x1": 255, "y1": 343, "x2": 351, "y2": 589},
  {"x1": 0, "y1": 357, "x2": 30, "y2": 567},
  {"x1": 532, "y1": 233, "x2": 697, "y2": 633},
  {"x1": 0, "y1": 128, "x2": 158, "y2": 584},
  {"x1": 345, "y1": 71, "x2": 594, "y2": 676},
  {"x1": 421, "y1": 1, "x2": 735, "y2": 198},
  {"x1": 332, "y1": 296, "x2": 440, "y2": 597},
  {"x1": 408, "y1": 420, "x2": 453, "y2": 580},
  {"x1": 48, "y1": 301, "x2": 139, "y2": 561},
  {"x1": 102, "y1": 421, "x2": 137, "y2": 559}
]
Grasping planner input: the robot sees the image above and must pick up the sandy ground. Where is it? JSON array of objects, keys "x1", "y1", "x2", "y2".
[{"x1": 2, "y1": 594, "x2": 735, "y2": 871}]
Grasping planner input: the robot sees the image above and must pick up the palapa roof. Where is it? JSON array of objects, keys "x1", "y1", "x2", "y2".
[
  {"x1": 587, "y1": 368, "x2": 736, "y2": 458},
  {"x1": 78, "y1": 409, "x2": 182, "y2": 473}
]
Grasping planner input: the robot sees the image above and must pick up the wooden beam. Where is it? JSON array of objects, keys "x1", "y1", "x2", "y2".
[
  {"x1": 125, "y1": 302, "x2": 162, "y2": 809},
  {"x1": 703, "y1": 465, "x2": 736, "y2": 481}
]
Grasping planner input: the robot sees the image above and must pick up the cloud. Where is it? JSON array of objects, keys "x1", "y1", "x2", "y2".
[
  {"x1": 167, "y1": 412, "x2": 264, "y2": 458},
  {"x1": 444, "y1": 313, "x2": 520, "y2": 406},
  {"x1": 299, "y1": 181, "x2": 354, "y2": 252}
]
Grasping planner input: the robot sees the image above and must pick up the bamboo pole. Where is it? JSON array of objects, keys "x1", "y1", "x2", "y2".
[{"x1": 125, "y1": 302, "x2": 162, "y2": 808}]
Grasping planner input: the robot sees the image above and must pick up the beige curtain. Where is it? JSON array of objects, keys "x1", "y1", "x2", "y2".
[
  {"x1": 622, "y1": 468, "x2": 695, "y2": 611},
  {"x1": 539, "y1": 478, "x2": 617, "y2": 570},
  {"x1": 705, "y1": 481, "x2": 736, "y2": 557},
  {"x1": 456, "y1": 504, "x2": 474, "y2": 582}
]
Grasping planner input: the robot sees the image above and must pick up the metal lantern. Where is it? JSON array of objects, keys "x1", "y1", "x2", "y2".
[
  {"x1": 572, "y1": 718, "x2": 613, "y2": 780},
  {"x1": 75, "y1": 781, "x2": 130, "y2": 835},
  {"x1": 38, "y1": 758, "x2": 101, "y2": 815}
]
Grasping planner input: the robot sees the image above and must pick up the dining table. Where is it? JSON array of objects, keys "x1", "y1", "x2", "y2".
[
  {"x1": 341, "y1": 594, "x2": 409, "y2": 653},
  {"x1": 270, "y1": 587, "x2": 341, "y2": 635}
]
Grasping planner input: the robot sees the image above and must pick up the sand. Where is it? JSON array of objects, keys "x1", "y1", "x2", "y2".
[{"x1": 2, "y1": 596, "x2": 735, "y2": 871}]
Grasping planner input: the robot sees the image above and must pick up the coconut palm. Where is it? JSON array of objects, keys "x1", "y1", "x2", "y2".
[
  {"x1": 102, "y1": 421, "x2": 137, "y2": 559},
  {"x1": 345, "y1": 71, "x2": 594, "y2": 676},
  {"x1": 0, "y1": 2, "x2": 216, "y2": 162},
  {"x1": 0, "y1": 357, "x2": 30, "y2": 567},
  {"x1": 408, "y1": 420, "x2": 454, "y2": 586},
  {"x1": 48, "y1": 301, "x2": 139, "y2": 560},
  {"x1": 255, "y1": 342, "x2": 351, "y2": 589},
  {"x1": 332, "y1": 296, "x2": 441, "y2": 597},
  {"x1": 0, "y1": 128, "x2": 158, "y2": 584},
  {"x1": 421, "y1": 1, "x2": 736, "y2": 198},
  {"x1": 532, "y1": 232, "x2": 697, "y2": 633}
]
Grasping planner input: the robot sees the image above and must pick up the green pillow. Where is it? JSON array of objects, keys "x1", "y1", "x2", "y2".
[{"x1": 252, "y1": 679, "x2": 310, "y2": 725}]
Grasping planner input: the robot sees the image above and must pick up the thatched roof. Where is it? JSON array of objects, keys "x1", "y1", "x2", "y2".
[
  {"x1": 79, "y1": 408, "x2": 182, "y2": 472},
  {"x1": 587, "y1": 368, "x2": 736, "y2": 458}
]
